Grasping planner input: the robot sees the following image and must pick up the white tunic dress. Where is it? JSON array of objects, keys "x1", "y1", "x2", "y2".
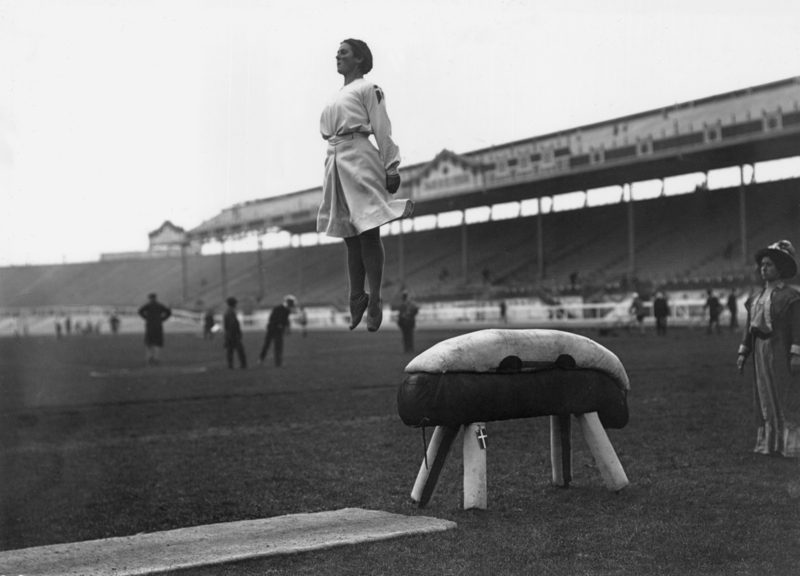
[{"x1": 317, "y1": 78, "x2": 413, "y2": 238}]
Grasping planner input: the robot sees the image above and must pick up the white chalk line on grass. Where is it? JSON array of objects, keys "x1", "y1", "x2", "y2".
[
  {"x1": 89, "y1": 365, "x2": 209, "y2": 378},
  {"x1": 3, "y1": 414, "x2": 398, "y2": 455}
]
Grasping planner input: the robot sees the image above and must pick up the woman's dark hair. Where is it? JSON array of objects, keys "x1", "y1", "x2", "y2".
[{"x1": 342, "y1": 38, "x2": 373, "y2": 74}]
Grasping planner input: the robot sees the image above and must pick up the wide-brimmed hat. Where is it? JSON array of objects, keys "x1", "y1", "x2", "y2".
[{"x1": 755, "y1": 240, "x2": 797, "y2": 279}]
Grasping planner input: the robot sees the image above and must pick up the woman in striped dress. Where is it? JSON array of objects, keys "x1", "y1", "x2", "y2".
[{"x1": 738, "y1": 240, "x2": 800, "y2": 457}]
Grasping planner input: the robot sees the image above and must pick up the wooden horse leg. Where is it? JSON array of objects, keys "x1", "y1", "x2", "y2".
[
  {"x1": 411, "y1": 425, "x2": 460, "y2": 508},
  {"x1": 463, "y1": 422, "x2": 487, "y2": 510},
  {"x1": 576, "y1": 412, "x2": 629, "y2": 491},
  {"x1": 549, "y1": 414, "x2": 572, "y2": 487}
]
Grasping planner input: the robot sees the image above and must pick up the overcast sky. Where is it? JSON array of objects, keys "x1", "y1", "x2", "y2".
[{"x1": 1, "y1": 0, "x2": 799, "y2": 266}]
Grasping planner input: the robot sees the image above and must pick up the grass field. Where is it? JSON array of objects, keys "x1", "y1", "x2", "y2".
[{"x1": 1, "y1": 326, "x2": 799, "y2": 575}]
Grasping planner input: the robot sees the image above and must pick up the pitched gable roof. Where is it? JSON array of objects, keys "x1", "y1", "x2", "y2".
[{"x1": 408, "y1": 149, "x2": 487, "y2": 184}]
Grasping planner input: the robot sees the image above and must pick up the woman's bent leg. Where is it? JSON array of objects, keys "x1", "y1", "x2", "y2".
[
  {"x1": 344, "y1": 235, "x2": 366, "y2": 299},
  {"x1": 359, "y1": 227, "x2": 384, "y2": 314},
  {"x1": 344, "y1": 235, "x2": 369, "y2": 329}
]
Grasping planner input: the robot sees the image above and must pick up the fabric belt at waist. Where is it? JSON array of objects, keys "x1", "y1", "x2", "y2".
[
  {"x1": 327, "y1": 132, "x2": 368, "y2": 146},
  {"x1": 751, "y1": 328, "x2": 772, "y2": 340}
]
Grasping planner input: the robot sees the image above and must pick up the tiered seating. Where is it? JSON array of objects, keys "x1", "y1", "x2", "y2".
[
  {"x1": 628, "y1": 192, "x2": 741, "y2": 281},
  {"x1": 384, "y1": 226, "x2": 463, "y2": 293},
  {"x1": 2, "y1": 178, "x2": 799, "y2": 310}
]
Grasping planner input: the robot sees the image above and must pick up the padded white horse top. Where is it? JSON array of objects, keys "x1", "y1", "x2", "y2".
[{"x1": 405, "y1": 329, "x2": 629, "y2": 391}]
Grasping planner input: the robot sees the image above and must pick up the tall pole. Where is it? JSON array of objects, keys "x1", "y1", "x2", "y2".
[
  {"x1": 537, "y1": 197, "x2": 544, "y2": 280},
  {"x1": 398, "y1": 226, "x2": 405, "y2": 284},
  {"x1": 739, "y1": 165, "x2": 748, "y2": 266},
  {"x1": 220, "y1": 240, "x2": 228, "y2": 300},
  {"x1": 256, "y1": 238, "x2": 264, "y2": 303},
  {"x1": 181, "y1": 243, "x2": 189, "y2": 304},
  {"x1": 461, "y1": 212, "x2": 468, "y2": 282},
  {"x1": 627, "y1": 184, "x2": 635, "y2": 275},
  {"x1": 297, "y1": 245, "x2": 303, "y2": 299}
]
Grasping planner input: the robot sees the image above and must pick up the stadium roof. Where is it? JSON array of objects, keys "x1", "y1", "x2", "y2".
[{"x1": 188, "y1": 76, "x2": 800, "y2": 241}]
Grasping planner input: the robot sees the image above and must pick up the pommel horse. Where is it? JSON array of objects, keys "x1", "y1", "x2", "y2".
[{"x1": 397, "y1": 329, "x2": 630, "y2": 509}]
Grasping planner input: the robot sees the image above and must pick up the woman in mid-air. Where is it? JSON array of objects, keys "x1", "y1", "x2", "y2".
[
  {"x1": 737, "y1": 240, "x2": 800, "y2": 457},
  {"x1": 317, "y1": 39, "x2": 412, "y2": 332}
]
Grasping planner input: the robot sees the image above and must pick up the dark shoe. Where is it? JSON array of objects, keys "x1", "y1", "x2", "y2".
[
  {"x1": 367, "y1": 299, "x2": 383, "y2": 332},
  {"x1": 349, "y1": 292, "x2": 369, "y2": 330}
]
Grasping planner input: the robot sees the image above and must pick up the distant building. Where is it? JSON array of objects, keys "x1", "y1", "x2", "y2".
[
  {"x1": 148, "y1": 221, "x2": 201, "y2": 255},
  {"x1": 100, "y1": 221, "x2": 201, "y2": 261}
]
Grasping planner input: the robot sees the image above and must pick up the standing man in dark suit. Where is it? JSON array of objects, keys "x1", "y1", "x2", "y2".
[
  {"x1": 223, "y1": 297, "x2": 247, "y2": 369},
  {"x1": 138, "y1": 293, "x2": 172, "y2": 365},
  {"x1": 653, "y1": 292, "x2": 670, "y2": 336},
  {"x1": 704, "y1": 289, "x2": 723, "y2": 335},
  {"x1": 259, "y1": 295, "x2": 295, "y2": 367},
  {"x1": 396, "y1": 291, "x2": 419, "y2": 353}
]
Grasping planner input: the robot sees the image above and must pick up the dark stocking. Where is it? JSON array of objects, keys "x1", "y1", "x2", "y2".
[
  {"x1": 344, "y1": 227, "x2": 384, "y2": 313},
  {"x1": 344, "y1": 235, "x2": 366, "y2": 300}
]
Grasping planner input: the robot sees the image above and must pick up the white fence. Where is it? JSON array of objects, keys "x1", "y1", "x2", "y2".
[
  {"x1": 413, "y1": 297, "x2": 741, "y2": 330},
  {"x1": 0, "y1": 295, "x2": 745, "y2": 337}
]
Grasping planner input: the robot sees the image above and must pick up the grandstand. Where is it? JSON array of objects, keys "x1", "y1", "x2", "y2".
[
  {"x1": 186, "y1": 76, "x2": 800, "y2": 241},
  {"x1": 1, "y1": 77, "x2": 799, "y2": 314},
  {"x1": 1, "y1": 177, "x2": 797, "y2": 312}
]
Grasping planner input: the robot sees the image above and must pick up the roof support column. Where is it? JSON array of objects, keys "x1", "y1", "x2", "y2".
[
  {"x1": 537, "y1": 197, "x2": 545, "y2": 281},
  {"x1": 398, "y1": 226, "x2": 405, "y2": 284},
  {"x1": 180, "y1": 243, "x2": 189, "y2": 305},
  {"x1": 296, "y1": 245, "x2": 304, "y2": 300},
  {"x1": 739, "y1": 165, "x2": 748, "y2": 266},
  {"x1": 626, "y1": 184, "x2": 635, "y2": 275},
  {"x1": 256, "y1": 239, "x2": 264, "y2": 303},
  {"x1": 461, "y1": 212, "x2": 469, "y2": 282},
  {"x1": 220, "y1": 241, "x2": 228, "y2": 300}
]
